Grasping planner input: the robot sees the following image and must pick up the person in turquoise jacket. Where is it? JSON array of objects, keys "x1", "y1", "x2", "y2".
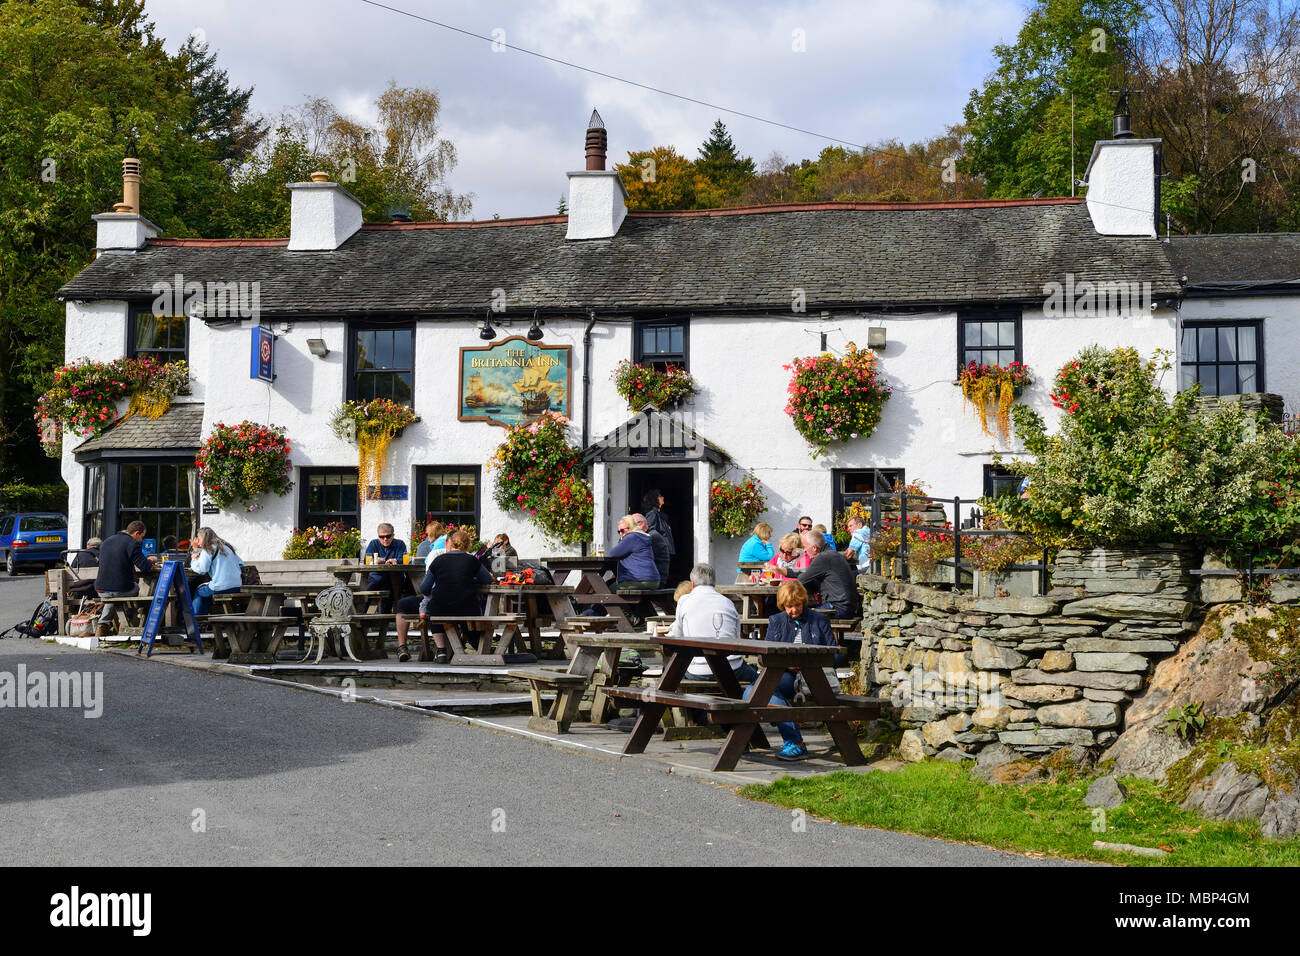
[
  {"x1": 737, "y1": 522, "x2": 774, "y2": 574},
  {"x1": 190, "y1": 526, "x2": 244, "y2": 616}
]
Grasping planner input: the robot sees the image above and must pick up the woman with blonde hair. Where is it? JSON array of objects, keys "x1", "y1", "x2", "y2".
[
  {"x1": 190, "y1": 527, "x2": 244, "y2": 617},
  {"x1": 736, "y1": 522, "x2": 774, "y2": 577},
  {"x1": 769, "y1": 532, "x2": 810, "y2": 576}
]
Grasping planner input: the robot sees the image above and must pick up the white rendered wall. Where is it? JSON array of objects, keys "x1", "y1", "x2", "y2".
[
  {"x1": 565, "y1": 172, "x2": 628, "y2": 240},
  {"x1": 1085, "y1": 141, "x2": 1158, "y2": 237}
]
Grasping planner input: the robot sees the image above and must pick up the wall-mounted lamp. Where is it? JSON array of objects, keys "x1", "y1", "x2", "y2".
[
  {"x1": 867, "y1": 327, "x2": 887, "y2": 350},
  {"x1": 526, "y1": 312, "x2": 545, "y2": 341},
  {"x1": 478, "y1": 319, "x2": 497, "y2": 340},
  {"x1": 306, "y1": 338, "x2": 330, "y2": 358}
]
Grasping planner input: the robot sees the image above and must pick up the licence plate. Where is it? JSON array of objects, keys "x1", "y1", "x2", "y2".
[{"x1": 35, "y1": 535, "x2": 61, "y2": 543}]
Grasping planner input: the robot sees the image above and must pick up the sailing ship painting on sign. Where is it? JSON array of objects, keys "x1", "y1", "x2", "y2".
[{"x1": 458, "y1": 337, "x2": 573, "y2": 428}]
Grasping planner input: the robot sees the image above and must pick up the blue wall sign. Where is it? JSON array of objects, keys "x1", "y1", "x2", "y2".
[
  {"x1": 251, "y1": 325, "x2": 275, "y2": 383},
  {"x1": 367, "y1": 485, "x2": 409, "y2": 501}
]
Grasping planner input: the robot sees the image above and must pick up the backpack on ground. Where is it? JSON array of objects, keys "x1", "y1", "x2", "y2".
[{"x1": 3, "y1": 594, "x2": 60, "y2": 639}]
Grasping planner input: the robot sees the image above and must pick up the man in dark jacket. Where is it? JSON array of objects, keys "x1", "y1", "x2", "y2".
[
  {"x1": 796, "y1": 532, "x2": 860, "y2": 619},
  {"x1": 636, "y1": 514, "x2": 670, "y2": 587},
  {"x1": 641, "y1": 490, "x2": 676, "y2": 559},
  {"x1": 94, "y1": 521, "x2": 155, "y2": 632}
]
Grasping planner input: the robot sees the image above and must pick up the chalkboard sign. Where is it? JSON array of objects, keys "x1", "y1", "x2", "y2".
[{"x1": 137, "y1": 560, "x2": 203, "y2": 657}]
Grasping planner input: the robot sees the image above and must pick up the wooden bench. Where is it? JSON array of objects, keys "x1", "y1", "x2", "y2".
[
  {"x1": 505, "y1": 669, "x2": 592, "y2": 732},
  {"x1": 98, "y1": 595, "x2": 154, "y2": 636},
  {"x1": 659, "y1": 678, "x2": 725, "y2": 741},
  {"x1": 557, "y1": 615, "x2": 619, "y2": 635},
  {"x1": 508, "y1": 634, "x2": 661, "y2": 732},
  {"x1": 206, "y1": 613, "x2": 297, "y2": 663},
  {"x1": 420, "y1": 614, "x2": 526, "y2": 666}
]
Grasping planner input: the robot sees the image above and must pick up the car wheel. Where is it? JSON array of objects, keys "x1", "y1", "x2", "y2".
[{"x1": 5, "y1": 552, "x2": 17, "y2": 576}]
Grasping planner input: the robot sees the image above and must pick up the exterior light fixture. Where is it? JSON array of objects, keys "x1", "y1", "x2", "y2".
[
  {"x1": 526, "y1": 312, "x2": 545, "y2": 341},
  {"x1": 867, "y1": 327, "x2": 887, "y2": 350},
  {"x1": 306, "y1": 338, "x2": 329, "y2": 357},
  {"x1": 478, "y1": 311, "x2": 497, "y2": 340}
]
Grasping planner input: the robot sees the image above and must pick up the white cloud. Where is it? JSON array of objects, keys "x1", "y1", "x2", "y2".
[{"x1": 143, "y1": 0, "x2": 1025, "y2": 221}]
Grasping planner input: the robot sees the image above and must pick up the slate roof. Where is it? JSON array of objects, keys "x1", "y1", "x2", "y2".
[
  {"x1": 1166, "y1": 234, "x2": 1300, "y2": 290},
  {"x1": 74, "y1": 403, "x2": 204, "y2": 455},
  {"x1": 57, "y1": 199, "x2": 1182, "y2": 314}
]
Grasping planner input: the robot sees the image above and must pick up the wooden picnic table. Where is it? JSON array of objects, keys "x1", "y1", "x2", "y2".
[
  {"x1": 329, "y1": 562, "x2": 418, "y2": 608},
  {"x1": 717, "y1": 582, "x2": 784, "y2": 620},
  {"x1": 542, "y1": 556, "x2": 636, "y2": 632},
  {"x1": 478, "y1": 584, "x2": 577, "y2": 659},
  {"x1": 606, "y1": 634, "x2": 881, "y2": 772},
  {"x1": 508, "y1": 634, "x2": 662, "y2": 733},
  {"x1": 205, "y1": 613, "x2": 296, "y2": 663},
  {"x1": 236, "y1": 584, "x2": 390, "y2": 661},
  {"x1": 102, "y1": 563, "x2": 204, "y2": 637}
]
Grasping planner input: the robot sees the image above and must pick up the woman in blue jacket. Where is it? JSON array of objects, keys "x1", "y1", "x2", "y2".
[
  {"x1": 736, "y1": 522, "x2": 774, "y2": 576},
  {"x1": 190, "y1": 527, "x2": 244, "y2": 617},
  {"x1": 747, "y1": 579, "x2": 837, "y2": 761}
]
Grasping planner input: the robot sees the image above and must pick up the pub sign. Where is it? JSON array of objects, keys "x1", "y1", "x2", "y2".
[{"x1": 458, "y1": 336, "x2": 572, "y2": 428}]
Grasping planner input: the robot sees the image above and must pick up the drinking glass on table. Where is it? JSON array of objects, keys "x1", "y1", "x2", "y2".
[{"x1": 711, "y1": 612, "x2": 723, "y2": 638}]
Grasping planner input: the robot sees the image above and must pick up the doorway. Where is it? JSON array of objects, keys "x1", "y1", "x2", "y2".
[{"x1": 628, "y1": 467, "x2": 694, "y2": 585}]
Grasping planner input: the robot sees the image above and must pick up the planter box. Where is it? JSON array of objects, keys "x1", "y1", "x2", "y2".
[
  {"x1": 909, "y1": 563, "x2": 972, "y2": 588},
  {"x1": 974, "y1": 568, "x2": 1040, "y2": 598}
]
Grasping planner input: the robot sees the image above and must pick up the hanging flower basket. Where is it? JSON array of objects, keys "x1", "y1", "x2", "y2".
[
  {"x1": 35, "y1": 357, "x2": 190, "y2": 458},
  {"x1": 196, "y1": 421, "x2": 294, "y2": 511},
  {"x1": 612, "y1": 360, "x2": 698, "y2": 411},
  {"x1": 709, "y1": 471, "x2": 767, "y2": 537},
  {"x1": 784, "y1": 344, "x2": 891, "y2": 457},
  {"x1": 536, "y1": 475, "x2": 594, "y2": 545},
  {"x1": 488, "y1": 412, "x2": 581, "y2": 517},
  {"x1": 331, "y1": 399, "x2": 419, "y2": 499},
  {"x1": 959, "y1": 360, "x2": 1031, "y2": 444}
]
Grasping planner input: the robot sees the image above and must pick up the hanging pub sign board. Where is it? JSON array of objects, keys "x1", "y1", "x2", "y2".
[
  {"x1": 251, "y1": 325, "x2": 275, "y2": 383},
  {"x1": 137, "y1": 558, "x2": 203, "y2": 657},
  {"x1": 458, "y1": 336, "x2": 573, "y2": 428}
]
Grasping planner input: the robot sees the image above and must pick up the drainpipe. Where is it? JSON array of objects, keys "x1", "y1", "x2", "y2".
[{"x1": 581, "y1": 308, "x2": 597, "y2": 556}]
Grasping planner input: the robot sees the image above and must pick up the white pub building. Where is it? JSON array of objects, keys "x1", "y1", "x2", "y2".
[{"x1": 55, "y1": 111, "x2": 1300, "y2": 572}]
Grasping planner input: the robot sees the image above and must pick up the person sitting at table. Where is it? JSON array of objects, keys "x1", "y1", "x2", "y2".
[
  {"x1": 70, "y1": 537, "x2": 101, "y2": 571},
  {"x1": 673, "y1": 579, "x2": 693, "y2": 603},
  {"x1": 364, "y1": 523, "x2": 407, "y2": 612},
  {"x1": 813, "y1": 523, "x2": 835, "y2": 551},
  {"x1": 93, "y1": 521, "x2": 157, "y2": 635},
  {"x1": 769, "y1": 532, "x2": 809, "y2": 576},
  {"x1": 736, "y1": 522, "x2": 774, "y2": 579},
  {"x1": 635, "y1": 514, "x2": 670, "y2": 587},
  {"x1": 844, "y1": 514, "x2": 872, "y2": 572},
  {"x1": 747, "y1": 579, "x2": 838, "y2": 761},
  {"x1": 414, "y1": 521, "x2": 445, "y2": 559},
  {"x1": 607, "y1": 514, "x2": 659, "y2": 590},
  {"x1": 189, "y1": 527, "x2": 244, "y2": 617},
  {"x1": 395, "y1": 529, "x2": 492, "y2": 664},
  {"x1": 667, "y1": 563, "x2": 755, "y2": 683},
  {"x1": 796, "y1": 531, "x2": 860, "y2": 620}
]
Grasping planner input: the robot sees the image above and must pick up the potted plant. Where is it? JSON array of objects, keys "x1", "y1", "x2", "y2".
[
  {"x1": 612, "y1": 360, "x2": 697, "y2": 411},
  {"x1": 195, "y1": 421, "x2": 294, "y2": 511},
  {"x1": 959, "y1": 360, "x2": 1031, "y2": 443},
  {"x1": 784, "y1": 343, "x2": 891, "y2": 457}
]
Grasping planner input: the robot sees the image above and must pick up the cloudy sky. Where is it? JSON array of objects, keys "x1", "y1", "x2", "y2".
[{"x1": 144, "y1": 0, "x2": 1028, "y2": 219}]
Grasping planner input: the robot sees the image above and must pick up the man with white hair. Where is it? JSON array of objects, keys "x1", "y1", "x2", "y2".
[
  {"x1": 796, "y1": 531, "x2": 860, "y2": 619},
  {"x1": 668, "y1": 564, "x2": 755, "y2": 681}
]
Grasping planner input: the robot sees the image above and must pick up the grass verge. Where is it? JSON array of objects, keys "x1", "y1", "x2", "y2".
[{"x1": 740, "y1": 761, "x2": 1300, "y2": 866}]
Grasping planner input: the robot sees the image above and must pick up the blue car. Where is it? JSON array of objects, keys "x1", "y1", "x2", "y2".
[{"x1": 0, "y1": 513, "x2": 69, "y2": 575}]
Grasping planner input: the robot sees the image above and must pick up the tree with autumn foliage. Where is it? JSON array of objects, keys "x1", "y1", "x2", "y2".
[{"x1": 615, "y1": 145, "x2": 726, "y2": 211}]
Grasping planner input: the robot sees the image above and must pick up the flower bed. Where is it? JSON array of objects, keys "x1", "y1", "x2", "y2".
[
  {"x1": 959, "y1": 360, "x2": 1031, "y2": 443},
  {"x1": 282, "y1": 521, "x2": 362, "y2": 560},
  {"x1": 709, "y1": 471, "x2": 767, "y2": 537},
  {"x1": 784, "y1": 344, "x2": 891, "y2": 456},
  {"x1": 196, "y1": 421, "x2": 293, "y2": 510},
  {"x1": 611, "y1": 360, "x2": 698, "y2": 411},
  {"x1": 35, "y1": 357, "x2": 190, "y2": 457}
]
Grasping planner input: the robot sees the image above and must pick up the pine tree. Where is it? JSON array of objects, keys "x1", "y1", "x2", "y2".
[{"x1": 694, "y1": 119, "x2": 756, "y2": 199}]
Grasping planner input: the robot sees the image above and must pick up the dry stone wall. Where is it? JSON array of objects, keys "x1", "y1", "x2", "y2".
[{"x1": 861, "y1": 545, "x2": 1203, "y2": 760}]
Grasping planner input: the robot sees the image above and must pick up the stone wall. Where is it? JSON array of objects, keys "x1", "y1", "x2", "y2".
[{"x1": 860, "y1": 545, "x2": 1203, "y2": 760}]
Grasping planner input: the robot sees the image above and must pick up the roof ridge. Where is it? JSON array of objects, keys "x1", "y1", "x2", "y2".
[
  {"x1": 626, "y1": 197, "x2": 1083, "y2": 217},
  {"x1": 149, "y1": 238, "x2": 289, "y2": 247}
]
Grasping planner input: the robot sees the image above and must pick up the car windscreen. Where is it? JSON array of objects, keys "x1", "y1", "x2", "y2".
[{"x1": 20, "y1": 516, "x2": 66, "y2": 533}]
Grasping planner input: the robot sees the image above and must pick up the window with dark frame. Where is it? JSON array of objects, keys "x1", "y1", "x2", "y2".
[
  {"x1": 130, "y1": 309, "x2": 188, "y2": 364},
  {"x1": 300, "y1": 469, "x2": 360, "y2": 531},
  {"x1": 1179, "y1": 321, "x2": 1263, "y2": 396},
  {"x1": 983, "y1": 464, "x2": 1021, "y2": 500},
  {"x1": 116, "y1": 461, "x2": 198, "y2": 546},
  {"x1": 417, "y1": 467, "x2": 480, "y2": 533},
  {"x1": 958, "y1": 311, "x2": 1021, "y2": 373},
  {"x1": 633, "y1": 318, "x2": 688, "y2": 371},
  {"x1": 833, "y1": 468, "x2": 905, "y2": 519},
  {"x1": 350, "y1": 325, "x2": 415, "y2": 404},
  {"x1": 84, "y1": 464, "x2": 106, "y2": 545}
]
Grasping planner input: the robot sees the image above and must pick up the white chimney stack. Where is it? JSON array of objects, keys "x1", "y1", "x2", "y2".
[
  {"x1": 566, "y1": 110, "x2": 627, "y2": 240},
  {"x1": 94, "y1": 157, "x2": 160, "y2": 253},
  {"x1": 1083, "y1": 138, "x2": 1161, "y2": 238},
  {"x1": 288, "y1": 172, "x2": 364, "y2": 250}
]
